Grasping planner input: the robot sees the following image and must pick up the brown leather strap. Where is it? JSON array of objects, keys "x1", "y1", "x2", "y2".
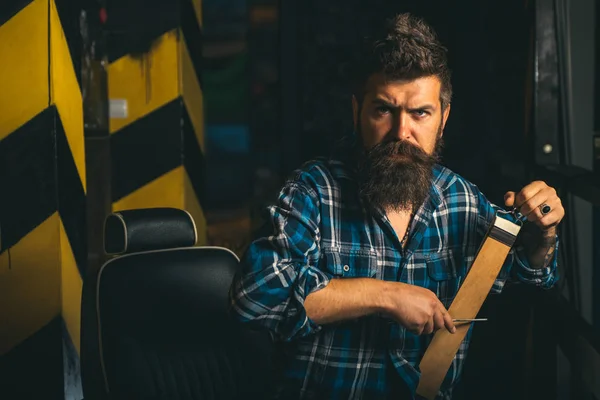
[{"x1": 416, "y1": 215, "x2": 521, "y2": 399}]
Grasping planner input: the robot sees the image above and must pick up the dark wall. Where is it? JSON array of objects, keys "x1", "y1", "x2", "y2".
[{"x1": 283, "y1": 0, "x2": 533, "y2": 206}]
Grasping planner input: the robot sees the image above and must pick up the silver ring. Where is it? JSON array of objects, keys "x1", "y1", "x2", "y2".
[{"x1": 539, "y1": 203, "x2": 552, "y2": 216}]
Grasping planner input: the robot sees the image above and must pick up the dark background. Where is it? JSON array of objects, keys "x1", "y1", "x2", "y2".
[
  {"x1": 203, "y1": 0, "x2": 535, "y2": 214},
  {"x1": 203, "y1": 1, "x2": 536, "y2": 398}
]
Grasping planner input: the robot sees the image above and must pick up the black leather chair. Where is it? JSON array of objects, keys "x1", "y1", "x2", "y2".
[{"x1": 80, "y1": 208, "x2": 274, "y2": 400}]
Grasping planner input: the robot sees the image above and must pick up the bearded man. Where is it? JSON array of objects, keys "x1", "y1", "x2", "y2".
[{"x1": 230, "y1": 13, "x2": 563, "y2": 400}]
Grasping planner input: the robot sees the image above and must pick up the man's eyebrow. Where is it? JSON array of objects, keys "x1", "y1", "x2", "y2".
[
  {"x1": 371, "y1": 98, "x2": 399, "y2": 108},
  {"x1": 408, "y1": 104, "x2": 436, "y2": 112},
  {"x1": 371, "y1": 99, "x2": 437, "y2": 112}
]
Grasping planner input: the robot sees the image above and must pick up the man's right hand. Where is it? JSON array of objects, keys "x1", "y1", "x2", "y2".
[
  {"x1": 305, "y1": 278, "x2": 456, "y2": 335},
  {"x1": 382, "y1": 281, "x2": 456, "y2": 335}
]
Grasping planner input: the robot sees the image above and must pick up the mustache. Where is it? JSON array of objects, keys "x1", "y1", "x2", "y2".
[
  {"x1": 365, "y1": 139, "x2": 440, "y2": 165},
  {"x1": 356, "y1": 138, "x2": 441, "y2": 212}
]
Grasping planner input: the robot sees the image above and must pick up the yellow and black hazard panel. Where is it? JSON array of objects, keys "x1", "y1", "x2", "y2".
[
  {"x1": 0, "y1": 0, "x2": 86, "y2": 398},
  {"x1": 107, "y1": 0, "x2": 207, "y2": 245}
]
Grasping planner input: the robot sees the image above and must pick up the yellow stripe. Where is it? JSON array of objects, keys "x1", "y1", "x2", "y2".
[
  {"x1": 113, "y1": 167, "x2": 185, "y2": 212},
  {"x1": 108, "y1": 30, "x2": 179, "y2": 134},
  {"x1": 112, "y1": 168, "x2": 206, "y2": 246},
  {"x1": 192, "y1": 0, "x2": 203, "y2": 27},
  {"x1": 184, "y1": 171, "x2": 206, "y2": 245},
  {"x1": 0, "y1": 213, "x2": 61, "y2": 355},
  {"x1": 180, "y1": 34, "x2": 205, "y2": 151},
  {"x1": 59, "y1": 219, "x2": 82, "y2": 354},
  {"x1": 49, "y1": 0, "x2": 86, "y2": 192},
  {"x1": 0, "y1": 0, "x2": 49, "y2": 141}
]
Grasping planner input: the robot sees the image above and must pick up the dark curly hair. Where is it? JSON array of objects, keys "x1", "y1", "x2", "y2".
[{"x1": 353, "y1": 13, "x2": 452, "y2": 110}]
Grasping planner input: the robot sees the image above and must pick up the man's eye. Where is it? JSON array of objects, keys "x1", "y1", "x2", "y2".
[
  {"x1": 412, "y1": 110, "x2": 428, "y2": 117},
  {"x1": 376, "y1": 106, "x2": 390, "y2": 115}
]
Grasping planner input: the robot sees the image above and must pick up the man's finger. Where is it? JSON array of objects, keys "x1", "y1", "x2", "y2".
[
  {"x1": 504, "y1": 191, "x2": 516, "y2": 207},
  {"x1": 441, "y1": 307, "x2": 456, "y2": 333},
  {"x1": 423, "y1": 318, "x2": 434, "y2": 335},
  {"x1": 514, "y1": 181, "x2": 547, "y2": 207},
  {"x1": 433, "y1": 310, "x2": 445, "y2": 331},
  {"x1": 535, "y1": 197, "x2": 563, "y2": 229},
  {"x1": 518, "y1": 188, "x2": 551, "y2": 219}
]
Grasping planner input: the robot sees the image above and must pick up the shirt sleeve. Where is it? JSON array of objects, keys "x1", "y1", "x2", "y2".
[
  {"x1": 475, "y1": 190, "x2": 559, "y2": 294},
  {"x1": 229, "y1": 181, "x2": 332, "y2": 342}
]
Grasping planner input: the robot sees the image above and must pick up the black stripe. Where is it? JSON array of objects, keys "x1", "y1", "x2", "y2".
[
  {"x1": 182, "y1": 103, "x2": 206, "y2": 206},
  {"x1": 0, "y1": 0, "x2": 33, "y2": 27},
  {"x1": 110, "y1": 99, "x2": 183, "y2": 202},
  {"x1": 0, "y1": 107, "x2": 86, "y2": 276},
  {"x1": 0, "y1": 316, "x2": 64, "y2": 399},
  {"x1": 53, "y1": 0, "x2": 83, "y2": 90},
  {"x1": 0, "y1": 108, "x2": 58, "y2": 252},
  {"x1": 105, "y1": 0, "x2": 179, "y2": 63},
  {"x1": 56, "y1": 112, "x2": 87, "y2": 275},
  {"x1": 181, "y1": 0, "x2": 203, "y2": 88},
  {"x1": 488, "y1": 225, "x2": 518, "y2": 247}
]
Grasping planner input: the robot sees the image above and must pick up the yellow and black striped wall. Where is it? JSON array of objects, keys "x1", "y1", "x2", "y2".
[
  {"x1": 0, "y1": 0, "x2": 86, "y2": 398},
  {"x1": 107, "y1": 0, "x2": 207, "y2": 245}
]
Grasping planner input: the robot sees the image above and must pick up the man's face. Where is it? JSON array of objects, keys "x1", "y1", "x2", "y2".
[
  {"x1": 352, "y1": 74, "x2": 451, "y2": 212},
  {"x1": 353, "y1": 74, "x2": 450, "y2": 153}
]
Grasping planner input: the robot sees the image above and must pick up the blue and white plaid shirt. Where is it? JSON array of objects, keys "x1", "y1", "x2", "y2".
[{"x1": 230, "y1": 139, "x2": 559, "y2": 399}]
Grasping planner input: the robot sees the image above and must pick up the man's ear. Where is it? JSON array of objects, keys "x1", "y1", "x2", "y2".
[
  {"x1": 441, "y1": 104, "x2": 451, "y2": 136},
  {"x1": 352, "y1": 95, "x2": 359, "y2": 130}
]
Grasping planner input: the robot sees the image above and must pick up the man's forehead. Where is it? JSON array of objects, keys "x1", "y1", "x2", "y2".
[{"x1": 364, "y1": 74, "x2": 442, "y2": 103}]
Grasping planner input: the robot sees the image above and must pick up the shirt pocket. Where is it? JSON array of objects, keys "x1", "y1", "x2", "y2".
[
  {"x1": 320, "y1": 246, "x2": 378, "y2": 278},
  {"x1": 426, "y1": 248, "x2": 462, "y2": 280},
  {"x1": 425, "y1": 248, "x2": 465, "y2": 307}
]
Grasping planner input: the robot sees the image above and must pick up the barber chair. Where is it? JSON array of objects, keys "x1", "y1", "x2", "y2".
[{"x1": 80, "y1": 208, "x2": 274, "y2": 400}]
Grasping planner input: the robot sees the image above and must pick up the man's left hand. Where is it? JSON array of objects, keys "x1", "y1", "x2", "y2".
[{"x1": 504, "y1": 181, "x2": 565, "y2": 235}]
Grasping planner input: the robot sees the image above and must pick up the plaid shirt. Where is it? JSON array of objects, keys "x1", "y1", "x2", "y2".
[{"x1": 230, "y1": 139, "x2": 559, "y2": 399}]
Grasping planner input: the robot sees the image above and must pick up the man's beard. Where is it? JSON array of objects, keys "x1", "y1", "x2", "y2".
[{"x1": 356, "y1": 130, "x2": 443, "y2": 213}]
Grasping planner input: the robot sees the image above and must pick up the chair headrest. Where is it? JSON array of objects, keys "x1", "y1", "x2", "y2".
[{"x1": 104, "y1": 208, "x2": 197, "y2": 255}]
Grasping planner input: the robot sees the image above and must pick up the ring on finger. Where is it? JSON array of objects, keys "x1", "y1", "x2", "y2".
[{"x1": 539, "y1": 203, "x2": 552, "y2": 216}]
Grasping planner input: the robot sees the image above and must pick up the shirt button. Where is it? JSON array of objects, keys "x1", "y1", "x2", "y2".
[{"x1": 343, "y1": 265, "x2": 350, "y2": 272}]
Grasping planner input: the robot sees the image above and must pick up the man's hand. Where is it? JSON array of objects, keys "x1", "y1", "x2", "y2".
[
  {"x1": 504, "y1": 180, "x2": 563, "y2": 269},
  {"x1": 305, "y1": 278, "x2": 456, "y2": 335},
  {"x1": 504, "y1": 180, "x2": 565, "y2": 235},
  {"x1": 382, "y1": 282, "x2": 456, "y2": 335}
]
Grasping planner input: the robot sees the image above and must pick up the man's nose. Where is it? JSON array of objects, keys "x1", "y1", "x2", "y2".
[{"x1": 390, "y1": 112, "x2": 411, "y2": 140}]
